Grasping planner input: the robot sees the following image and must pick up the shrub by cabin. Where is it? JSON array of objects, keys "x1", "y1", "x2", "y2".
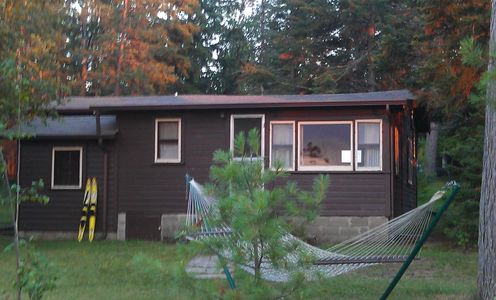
[{"x1": 5, "y1": 90, "x2": 422, "y2": 242}]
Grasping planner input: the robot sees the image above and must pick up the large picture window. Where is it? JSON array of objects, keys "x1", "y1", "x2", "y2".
[
  {"x1": 356, "y1": 120, "x2": 382, "y2": 170},
  {"x1": 51, "y1": 147, "x2": 83, "y2": 189},
  {"x1": 230, "y1": 114, "x2": 265, "y2": 159},
  {"x1": 298, "y1": 122, "x2": 353, "y2": 171},
  {"x1": 270, "y1": 121, "x2": 294, "y2": 170},
  {"x1": 155, "y1": 118, "x2": 181, "y2": 163}
]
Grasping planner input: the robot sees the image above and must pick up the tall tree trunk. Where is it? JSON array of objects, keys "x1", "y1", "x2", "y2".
[
  {"x1": 478, "y1": 2, "x2": 496, "y2": 299},
  {"x1": 115, "y1": 0, "x2": 128, "y2": 96},
  {"x1": 80, "y1": 1, "x2": 89, "y2": 96},
  {"x1": 425, "y1": 121, "x2": 438, "y2": 176},
  {"x1": 259, "y1": 0, "x2": 266, "y2": 62},
  {"x1": 14, "y1": 47, "x2": 22, "y2": 300},
  {"x1": 259, "y1": 0, "x2": 266, "y2": 95},
  {"x1": 367, "y1": 23, "x2": 376, "y2": 92}
]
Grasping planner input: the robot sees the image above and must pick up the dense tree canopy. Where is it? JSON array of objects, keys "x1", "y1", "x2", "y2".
[{"x1": 63, "y1": 0, "x2": 198, "y2": 96}]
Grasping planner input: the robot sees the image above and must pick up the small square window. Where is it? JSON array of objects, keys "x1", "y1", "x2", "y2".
[
  {"x1": 270, "y1": 122, "x2": 294, "y2": 170},
  {"x1": 51, "y1": 147, "x2": 83, "y2": 189},
  {"x1": 155, "y1": 119, "x2": 181, "y2": 163}
]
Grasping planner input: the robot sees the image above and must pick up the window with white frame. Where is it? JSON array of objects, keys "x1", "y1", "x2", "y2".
[
  {"x1": 230, "y1": 114, "x2": 265, "y2": 158},
  {"x1": 155, "y1": 118, "x2": 181, "y2": 163},
  {"x1": 51, "y1": 147, "x2": 83, "y2": 189},
  {"x1": 298, "y1": 122, "x2": 353, "y2": 171},
  {"x1": 356, "y1": 120, "x2": 382, "y2": 170},
  {"x1": 270, "y1": 122, "x2": 294, "y2": 170}
]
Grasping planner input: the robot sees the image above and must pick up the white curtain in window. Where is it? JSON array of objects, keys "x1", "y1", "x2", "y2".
[
  {"x1": 273, "y1": 124, "x2": 292, "y2": 145},
  {"x1": 159, "y1": 144, "x2": 179, "y2": 160},
  {"x1": 363, "y1": 147, "x2": 380, "y2": 167},
  {"x1": 358, "y1": 122, "x2": 380, "y2": 168},
  {"x1": 358, "y1": 123, "x2": 380, "y2": 144},
  {"x1": 271, "y1": 124, "x2": 293, "y2": 168},
  {"x1": 159, "y1": 122, "x2": 178, "y2": 139}
]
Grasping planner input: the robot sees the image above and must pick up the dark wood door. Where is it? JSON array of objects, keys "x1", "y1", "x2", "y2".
[{"x1": 126, "y1": 212, "x2": 161, "y2": 240}]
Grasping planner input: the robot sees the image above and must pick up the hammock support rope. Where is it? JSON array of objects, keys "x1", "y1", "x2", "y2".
[{"x1": 184, "y1": 175, "x2": 459, "y2": 298}]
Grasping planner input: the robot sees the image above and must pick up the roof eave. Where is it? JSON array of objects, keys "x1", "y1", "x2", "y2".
[
  {"x1": 22, "y1": 134, "x2": 117, "y2": 140},
  {"x1": 83, "y1": 100, "x2": 410, "y2": 113}
]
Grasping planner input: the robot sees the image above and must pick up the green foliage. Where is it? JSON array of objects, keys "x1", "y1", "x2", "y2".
[
  {"x1": 415, "y1": 0, "x2": 490, "y2": 119},
  {"x1": 427, "y1": 37, "x2": 488, "y2": 248},
  {"x1": 460, "y1": 38, "x2": 486, "y2": 69},
  {"x1": 4, "y1": 239, "x2": 57, "y2": 300},
  {"x1": 184, "y1": 128, "x2": 328, "y2": 297},
  {"x1": 11, "y1": 180, "x2": 50, "y2": 205},
  {"x1": 434, "y1": 105, "x2": 483, "y2": 248},
  {"x1": 0, "y1": 155, "x2": 52, "y2": 297}
]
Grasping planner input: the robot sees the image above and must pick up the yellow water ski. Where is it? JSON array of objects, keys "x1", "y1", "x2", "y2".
[
  {"x1": 88, "y1": 177, "x2": 98, "y2": 242},
  {"x1": 77, "y1": 178, "x2": 92, "y2": 242}
]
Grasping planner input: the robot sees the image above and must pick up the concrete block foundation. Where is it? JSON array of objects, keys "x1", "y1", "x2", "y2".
[
  {"x1": 160, "y1": 214, "x2": 187, "y2": 242},
  {"x1": 161, "y1": 214, "x2": 388, "y2": 244},
  {"x1": 117, "y1": 212, "x2": 126, "y2": 241},
  {"x1": 287, "y1": 216, "x2": 388, "y2": 244},
  {"x1": 19, "y1": 215, "x2": 388, "y2": 244}
]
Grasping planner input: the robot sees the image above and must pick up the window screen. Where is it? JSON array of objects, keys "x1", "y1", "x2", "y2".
[
  {"x1": 52, "y1": 148, "x2": 82, "y2": 188},
  {"x1": 232, "y1": 116, "x2": 263, "y2": 157}
]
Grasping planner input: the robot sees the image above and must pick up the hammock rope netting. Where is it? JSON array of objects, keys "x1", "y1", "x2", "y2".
[{"x1": 185, "y1": 179, "x2": 455, "y2": 282}]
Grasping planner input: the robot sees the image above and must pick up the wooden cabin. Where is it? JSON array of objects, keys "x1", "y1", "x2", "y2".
[{"x1": 11, "y1": 90, "x2": 421, "y2": 242}]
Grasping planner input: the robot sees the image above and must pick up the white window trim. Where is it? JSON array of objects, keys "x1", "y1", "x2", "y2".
[
  {"x1": 51, "y1": 146, "x2": 83, "y2": 190},
  {"x1": 155, "y1": 118, "x2": 182, "y2": 163},
  {"x1": 355, "y1": 119, "x2": 383, "y2": 171},
  {"x1": 297, "y1": 121, "x2": 354, "y2": 172},
  {"x1": 230, "y1": 114, "x2": 265, "y2": 160},
  {"x1": 269, "y1": 121, "x2": 295, "y2": 171}
]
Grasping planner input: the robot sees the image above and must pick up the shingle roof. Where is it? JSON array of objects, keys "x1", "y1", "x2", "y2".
[
  {"x1": 18, "y1": 116, "x2": 118, "y2": 139},
  {"x1": 56, "y1": 90, "x2": 414, "y2": 113}
]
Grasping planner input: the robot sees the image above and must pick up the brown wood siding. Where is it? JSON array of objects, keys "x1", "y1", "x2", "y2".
[
  {"x1": 115, "y1": 107, "x2": 393, "y2": 218},
  {"x1": 274, "y1": 173, "x2": 390, "y2": 216},
  {"x1": 393, "y1": 112, "x2": 404, "y2": 217},
  {"x1": 403, "y1": 106, "x2": 417, "y2": 212},
  {"x1": 114, "y1": 111, "x2": 228, "y2": 216},
  {"x1": 18, "y1": 105, "x2": 408, "y2": 233},
  {"x1": 106, "y1": 143, "x2": 118, "y2": 231},
  {"x1": 392, "y1": 106, "x2": 417, "y2": 217},
  {"x1": 18, "y1": 140, "x2": 118, "y2": 233}
]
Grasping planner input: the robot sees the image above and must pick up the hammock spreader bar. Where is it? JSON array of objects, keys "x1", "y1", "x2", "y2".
[{"x1": 314, "y1": 255, "x2": 415, "y2": 265}]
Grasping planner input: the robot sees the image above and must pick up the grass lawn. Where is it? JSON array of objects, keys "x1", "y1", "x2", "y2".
[{"x1": 0, "y1": 237, "x2": 477, "y2": 300}]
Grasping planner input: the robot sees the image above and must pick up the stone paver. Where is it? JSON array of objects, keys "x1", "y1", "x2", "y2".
[{"x1": 186, "y1": 255, "x2": 233, "y2": 279}]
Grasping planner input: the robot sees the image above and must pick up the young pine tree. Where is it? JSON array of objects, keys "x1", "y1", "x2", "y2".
[{"x1": 197, "y1": 128, "x2": 329, "y2": 286}]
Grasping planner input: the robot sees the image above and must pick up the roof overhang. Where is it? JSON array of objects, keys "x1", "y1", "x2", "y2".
[
  {"x1": 55, "y1": 90, "x2": 415, "y2": 114},
  {"x1": 12, "y1": 116, "x2": 118, "y2": 140}
]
